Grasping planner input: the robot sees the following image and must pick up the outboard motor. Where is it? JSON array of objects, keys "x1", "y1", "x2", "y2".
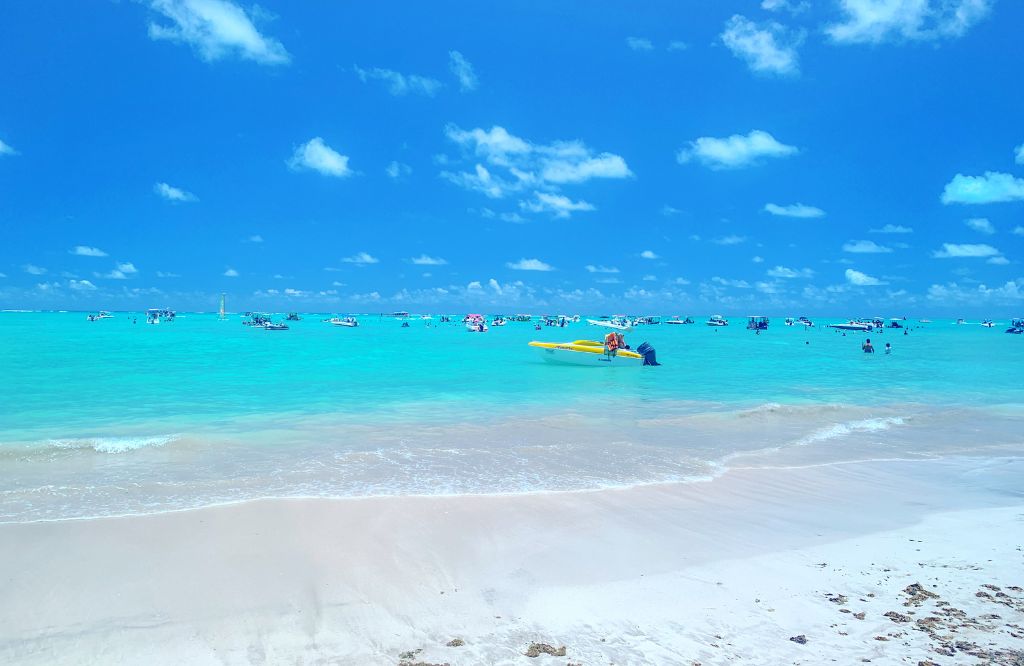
[{"x1": 636, "y1": 341, "x2": 660, "y2": 366}]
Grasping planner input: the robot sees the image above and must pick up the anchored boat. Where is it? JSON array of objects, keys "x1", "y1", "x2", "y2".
[{"x1": 528, "y1": 339, "x2": 658, "y2": 366}]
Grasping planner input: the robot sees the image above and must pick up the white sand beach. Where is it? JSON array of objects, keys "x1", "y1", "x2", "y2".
[{"x1": 2, "y1": 457, "x2": 1022, "y2": 665}]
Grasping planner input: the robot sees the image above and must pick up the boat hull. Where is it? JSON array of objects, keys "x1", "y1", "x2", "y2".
[{"x1": 529, "y1": 341, "x2": 643, "y2": 367}]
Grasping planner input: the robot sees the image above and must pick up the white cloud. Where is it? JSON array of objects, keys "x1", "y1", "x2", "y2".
[
  {"x1": 507, "y1": 258, "x2": 553, "y2": 271},
  {"x1": 763, "y1": 202, "x2": 825, "y2": 218},
  {"x1": 154, "y1": 182, "x2": 197, "y2": 202},
  {"x1": 224, "y1": 268, "x2": 239, "y2": 277},
  {"x1": 147, "y1": 0, "x2": 290, "y2": 65},
  {"x1": 246, "y1": 234, "x2": 263, "y2": 243},
  {"x1": 642, "y1": 275, "x2": 657, "y2": 281},
  {"x1": 0, "y1": 138, "x2": 16, "y2": 155},
  {"x1": 927, "y1": 279, "x2": 1024, "y2": 303},
  {"x1": 156, "y1": 271, "x2": 180, "y2": 278},
  {"x1": 441, "y1": 125, "x2": 631, "y2": 209},
  {"x1": 932, "y1": 243, "x2": 1000, "y2": 259},
  {"x1": 288, "y1": 137, "x2": 352, "y2": 178},
  {"x1": 661, "y1": 205, "x2": 682, "y2": 216},
  {"x1": 70, "y1": 245, "x2": 108, "y2": 257},
  {"x1": 721, "y1": 15, "x2": 802, "y2": 75},
  {"x1": 762, "y1": 0, "x2": 809, "y2": 13},
  {"x1": 626, "y1": 36, "x2": 654, "y2": 51},
  {"x1": 941, "y1": 171, "x2": 1024, "y2": 204},
  {"x1": 341, "y1": 252, "x2": 379, "y2": 265},
  {"x1": 870, "y1": 224, "x2": 913, "y2": 234},
  {"x1": 1013, "y1": 226, "x2": 1024, "y2": 237},
  {"x1": 23, "y1": 264, "x2": 47, "y2": 275},
  {"x1": 640, "y1": 250, "x2": 659, "y2": 259},
  {"x1": 845, "y1": 268, "x2": 886, "y2": 286},
  {"x1": 117, "y1": 262, "x2": 138, "y2": 275},
  {"x1": 448, "y1": 50, "x2": 478, "y2": 91},
  {"x1": 385, "y1": 161, "x2": 411, "y2": 179},
  {"x1": 353, "y1": 64, "x2": 442, "y2": 96},
  {"x1": 677, "y1": 130, "x2": 797, "y2": 169},
  {"x1": 843, "y1": 239, "x2": 892, "y2": 253},
  {"x1": 713, "y1": 235, "x2": 747, "y2": 245},
  {"x1": 410, "y1": 254, "x2": 447, "y2": 266},
  {"x1": 752, "y1": 256, "x2": 764, "y2": 263},
  {"x1": 1016, "y1": 143, "x2": 1024, "y2": 165},
  {"x1": 767, "y1": 265, "x2": 814, "y2": 278},
  {"x1": 965, "y1": 217, "x2": 995, "y2": 235},
  {"x1": 712, "y1": 277, "x2": 751, "y2": 288},
  {"x1": 69, "y1": 279, "x2": 97, "y2": 291},
  {"x1": 827, "y1": 0, "x2": 992, "y2": 44},
  {"x1": 987, "y1": 256, "x2": 1010, "y2": 265},
  {"x1": 585, "y1": 265, "x2": 619, "y2": 273},
  {"x1": 519, "y1": 192, "x2": 595, "y2": 218}
]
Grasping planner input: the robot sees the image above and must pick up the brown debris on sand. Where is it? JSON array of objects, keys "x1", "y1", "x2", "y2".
[
  {"x1": 524, "y1": 642, "x2": 567, "y2": 658},
  {"x1": 903, "y1": 583, "x2": 940, "y2": 607},
  {"x1": 884, "y1": 611, "x2": 912, "y2": 623},
  {"x1": 788, "y1": 635, "x2": 808, "y2": 645},
  {"x1": 445, "y1": 638, "x2": 464, "y2": 647}
]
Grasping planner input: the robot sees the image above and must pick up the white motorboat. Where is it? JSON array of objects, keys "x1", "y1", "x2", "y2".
[
  {"x1": 706, "y1": 314, "x2": 728, "y2": 327},
  {"x1": 587, "y1": 318, "x2": 632, "y2": 331},
  {"x1": 330, "y1": 317, "x2": 359, "y2": 327},
  {"x1": 828, "y1": 320, "x2": 872, "y2": 331}
]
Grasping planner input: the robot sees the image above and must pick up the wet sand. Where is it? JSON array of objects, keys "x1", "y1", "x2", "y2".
[{"x1": 1, "y1": 457, "x2": 1022, "y2": 665}]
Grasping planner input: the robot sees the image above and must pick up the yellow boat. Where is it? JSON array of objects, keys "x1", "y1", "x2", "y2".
[{"x1": 528, "y1": 340, "x2": 644, "y2": 366}]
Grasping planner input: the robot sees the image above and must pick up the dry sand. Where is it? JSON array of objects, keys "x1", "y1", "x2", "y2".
[{"x1": 1, "y1": 457, "x2": 1022, "y2": 665}]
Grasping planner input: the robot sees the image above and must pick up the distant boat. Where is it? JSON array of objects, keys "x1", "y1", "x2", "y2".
[
  {"x1": 587, "y1": 318, "x2": 631, "y2": 331},
  {"x1": 828, "y1": 320, "x2": 872, "y2": 331},
  {"x1": 665, "y1": 316, "x2": 693, "y2": 325},
  {"x1": 329, "y1": 316, "x2": 358, "y2": 327},
  {"x1": 285, "y1": 312, "x2": 301, "y2": 321},
  {"x1": 747, "y1": 316, "x2": 769, "y2": 331},
  {"x1": 706, "y1": 315, "x2": 728, "y2": 327},
  {"x1": 980, "y1": 319, "x2": 995, "y2": 328}
]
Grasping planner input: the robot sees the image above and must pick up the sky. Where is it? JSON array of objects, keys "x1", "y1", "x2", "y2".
[{"x1": 1, "y1": 0, "x2": 1023, "y2": 315}]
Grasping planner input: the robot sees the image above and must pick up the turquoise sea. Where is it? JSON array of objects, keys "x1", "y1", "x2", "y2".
[{"x1": 2, "y1": 312, "x2": 1022, "y2": 522}]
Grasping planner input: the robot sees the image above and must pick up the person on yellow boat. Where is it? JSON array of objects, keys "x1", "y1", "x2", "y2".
[{"x1": 605, "y1": 331, "x2": 626, "y2": 357}]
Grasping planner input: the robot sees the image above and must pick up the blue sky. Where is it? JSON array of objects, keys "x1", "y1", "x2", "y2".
[{"x1": 1, "y1": 0, "x2": 1022, "y2": 314}]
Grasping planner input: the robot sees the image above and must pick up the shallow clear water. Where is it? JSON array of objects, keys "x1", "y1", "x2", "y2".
[{"x1": 1, "y1": 312, "x2": 1022, "y2": 521}]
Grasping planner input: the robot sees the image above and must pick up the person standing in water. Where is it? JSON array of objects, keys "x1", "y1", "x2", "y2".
[{"x1": 862, "y1": 338, "x2": 875, "y2": 353}]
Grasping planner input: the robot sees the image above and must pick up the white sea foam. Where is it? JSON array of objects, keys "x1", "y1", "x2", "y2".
[
  {"x1": 795, "y1": 416, "x2": 905, "y2": 447},
  {"x1": 47, "y1": 434, "x2": 179, "y2": 454}
]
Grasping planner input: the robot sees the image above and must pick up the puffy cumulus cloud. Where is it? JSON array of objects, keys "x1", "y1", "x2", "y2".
[
  {"x1": 70, "y1": 245, "x2": 108, "y2": 257},
  {"x1": 843, "y1": 239, "x2": 892, "y2": 253},
  {"x1": 223, "y1": 268, "x2": 239, "y2": 277},
  {"x1": 520, "y1": 192, "x2": 595, "y2": 218},
  {"x1": 988, "y1": 256, "x2": 1010, "y2": 265},
  {"x1": 341, "y1": 252, "x2": 379, "y2": 265},
  {"x1": 763, "y1": 202, "x2": 825, "y2": 218},
  {"x1": 941, "y1": 171, "x2": 1024, "y2": 204},
  {"x1": 448, "y1": 51, "x2": 478, "y2": 91},
  {"x1": 827, "y1": 0, "x2": 992, "y2": 44},
  {"x1": 870, "y1": 224, "x2": 913, "y2": 234},
  {"x1": 441, "y1": 125, "x2": 630, "y2": 216},
  {"x1": 965, "y1": 217, "x2": 995, "y2": 235},
  {"x1": 585, "y1": 265, "x2": 619, "y2": 273},
  {"x1": 626, "y1": 36, "x2": 654, "y2": 51},
  {"x1": 712, "y1": 277, "x2": 752, "y2": 288},
  {"x1": 928, "y1": 279, "x2": 1024, "y2": 303},
  {"x1": 352, "y1": 65, "x2": 442, "y2": 96},
  {"x1": 1014, "y1": 226, "x2": 1024, "y2": 237},
  {"x1": 752, "y1": 256, "x2": 764, "y2": 263},
  {"x1": 288, "y1": 137, "x2": 352, "y2": 178},
  {"x1": 1016, "y1": 143, "x2": 1024, "y2": 165},
  {"x1": 845, "y1": 268, "x2": 886, "y2": 286},
  {"x1": 640, "y1": 250, "x2": 659, "y2": 259},
  {"x1": 762, "y1": 0, "x2": 809, "y2": 13},
  {"x1": 506, "y1": 258, "x2": 554, "y2": 271},
  {"x1": 0, "y1": 138, "x2": 17, "y2": 155},
  {"x1": 767, "y1": 265, "x2": 814, "y2": 278},
  {"x1": 932, "y1": 243, "x2": 1001, "y2": 259},
  {"x1": 24, "y1": 264, "x2": 47, "y2": 275},
  {"x1": 713, "y1": 235, "x2": 747, "y2": 245},
  {"x1": 385, "y1": 161, "x2": 411, "y2": 179},
  {"x1": 410, "y1": 254, "x2": 447, "y2": 266},
  {"x1": 677, "y1": 130, "x2": 797, "y2": 169},
  {"x1": 721, "y1": 15, "x2": 803, "y2": 75},
  {"x1": 147, "y1": 0, "x2": 290, "y2": 65},
  {"x1": 68, "y1": 279, "x2": 97, "y2": 291},
  {"x1": 154, "y1": 182, "x2": 198, "y2": 202}
]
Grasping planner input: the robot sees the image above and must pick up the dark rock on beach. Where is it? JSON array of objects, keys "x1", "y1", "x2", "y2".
[{"x1": 525, "y1": 642, "x2": 567, "y2": 657}]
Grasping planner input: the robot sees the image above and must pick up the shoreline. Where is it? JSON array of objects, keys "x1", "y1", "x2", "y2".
[{"x1": 2, "y1": 456, "x2": 1022, "y2": 664}]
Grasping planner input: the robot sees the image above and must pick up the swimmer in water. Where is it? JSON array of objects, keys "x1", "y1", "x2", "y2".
[
  {"x1": 885, "y1": 343, "x2": 892, "y2": 354},
  {"x1": 862, "y1": 338, "x2": 875, "y2": 353}
]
